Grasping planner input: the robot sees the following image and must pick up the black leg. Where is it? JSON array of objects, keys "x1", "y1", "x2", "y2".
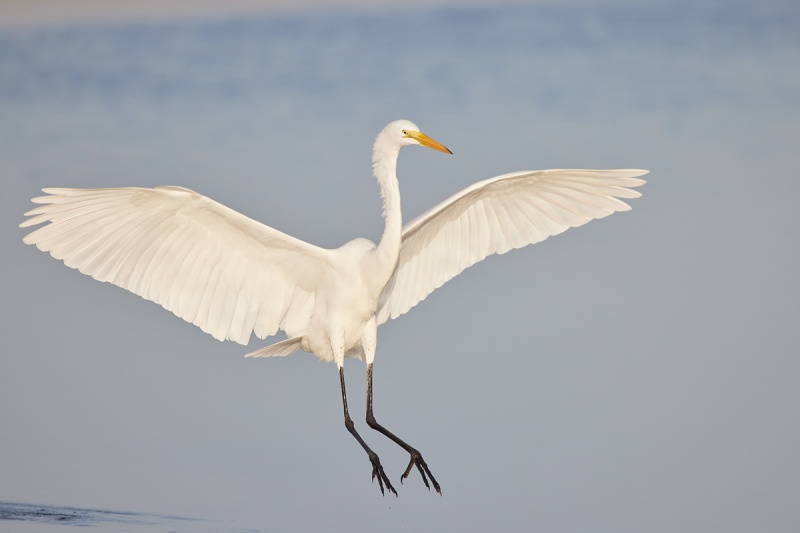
[
  {"x1": 339, "y1": 366, "x2": 397, "y2": 496},
  {"x1": 365, "y1": 363, "x2": 442, "y2": 494}
]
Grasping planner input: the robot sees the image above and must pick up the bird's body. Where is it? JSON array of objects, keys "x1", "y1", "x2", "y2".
[
  {"x1": 299, "y1": 237, "x2": 382, "y2": 363},
  {"x1": 21, "y1": 119, "x2": 647, "y2": 495}
]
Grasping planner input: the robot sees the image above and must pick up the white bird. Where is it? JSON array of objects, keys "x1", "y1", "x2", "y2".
[{"x1": 21, "y1": 119, "x2": 647, "y2": 495}]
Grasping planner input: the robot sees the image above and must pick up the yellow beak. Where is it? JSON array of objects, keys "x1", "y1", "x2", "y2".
[{"x1": 404, "y1": 130, "x2": 453, "y2": 154}]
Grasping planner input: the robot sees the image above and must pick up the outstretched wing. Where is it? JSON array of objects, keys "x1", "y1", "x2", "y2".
[
  {"x1": 377, "y1": 169, "x2": 647, "y2": 323},
  {"x1": 21, "y1": 186, "x2": 331, "y2": 344}
]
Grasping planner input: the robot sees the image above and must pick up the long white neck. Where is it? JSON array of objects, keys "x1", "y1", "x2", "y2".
[{"x1": 372, "y1": 134, "x2": 403, "y2": 270}]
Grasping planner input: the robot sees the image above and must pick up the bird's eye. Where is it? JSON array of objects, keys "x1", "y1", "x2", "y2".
[{"x1": 402, "y1": 130, "x2": 407, "y2": 135}]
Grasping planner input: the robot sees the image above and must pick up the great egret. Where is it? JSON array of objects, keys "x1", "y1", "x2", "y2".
[{"x1": 21, "y1": 119, "x2": 646, "y2": 496}]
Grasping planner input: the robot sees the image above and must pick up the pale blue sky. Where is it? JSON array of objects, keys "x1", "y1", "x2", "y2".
[
  {"x1": 2, "y1": 0, "x2": 543, "y2": 27},
  {"x1": 1, "y1": 1, "x2": 799, "y2": 531}
]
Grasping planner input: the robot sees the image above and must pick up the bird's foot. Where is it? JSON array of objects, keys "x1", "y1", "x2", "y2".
[
  {"x1": 401, "y1": 448, "x2": 441, "y2": 495},
  {"x1": 368, "y1": 451, "x2": 397, "y2": 496}
]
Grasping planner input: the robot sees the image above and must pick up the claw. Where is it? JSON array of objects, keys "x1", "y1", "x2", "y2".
[
  {"x1": 368, "y1": 452, "x2": 397, "y2": 496},
  {"x1": 400, "y1": 449, "x2": 441, "y2": 495}
]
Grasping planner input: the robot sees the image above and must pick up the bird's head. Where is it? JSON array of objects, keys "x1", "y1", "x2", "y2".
[{"x1": 384, "y1": 119, "x2": 452, "y2": 154}]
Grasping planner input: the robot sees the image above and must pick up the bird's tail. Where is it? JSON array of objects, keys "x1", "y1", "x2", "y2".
[{"x1": 244, "y1": 336, "x2": 303, "y2": 358}]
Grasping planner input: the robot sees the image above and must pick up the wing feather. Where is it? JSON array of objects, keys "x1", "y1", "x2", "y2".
[
  {"x1": 378, "y1": 169, "x2": 647, "y2": 323},
  {"x1": 21, "y1": 186, "x2": 330, "y2": 344}
]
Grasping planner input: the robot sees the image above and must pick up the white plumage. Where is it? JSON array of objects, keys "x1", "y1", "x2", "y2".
[
  {"x1": 377, "y1": 168, "x2": 645, "y2": 323},
  {"x1": 22, "y1": 184, "x2": 327, "y2": 346},
  {"x1": 21, "y1": 119, "x2": 646, "y2": 494}
]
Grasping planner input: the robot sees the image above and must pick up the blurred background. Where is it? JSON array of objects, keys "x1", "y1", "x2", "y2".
[{"x1": 1, "y1": 0, "x2": 799, "y2": 531}]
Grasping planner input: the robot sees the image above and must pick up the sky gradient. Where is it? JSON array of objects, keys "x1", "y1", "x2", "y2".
[{"x1": 1, "y1": 1, "x2": 799, "y2": 531}]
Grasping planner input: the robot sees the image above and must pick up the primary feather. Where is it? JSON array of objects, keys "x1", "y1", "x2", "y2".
[
  {"x1": 22, "y1": 186, "x2": 329, "y2": 344},
  {"x1": 377, "y1": 169, "x2": 646, "y2": 323}
]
